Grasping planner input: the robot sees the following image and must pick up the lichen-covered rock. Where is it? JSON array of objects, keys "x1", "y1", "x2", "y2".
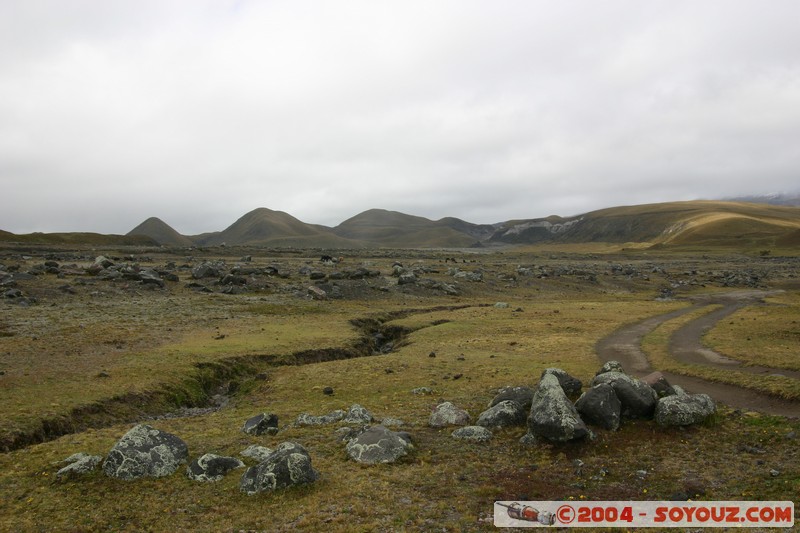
[
  {"x1": 525, "y1": 374, "x2": 590, "y2": 443},
  {"x1": 380, "y1": 417, "x2": 405, "y2": 427},
  {"x1": 542, "y1": 368, "x2": 583, "y2": 397},
  {"x1": 187, "y1": 453, "x2": 245, "y2": 482},
  {"x1": 575, "y1": 383, "x2": 622, "y2": 430},
  {"x1": 239, "y1": 442, "x2": 319, "y2": 495},
  {"x1": 102, "y1": 424, "x2": 188, "y2": 480},
  {"x1": 56, "y1": 453, "x2": 103, "y2": 478},
  {"x1": 595, "y1": 360, "x2": 625, "y2": 376},
  {"x1": 343, "y1": 404, "x2": 373, "y2": 425},
  {"x1": 451, "y1": 426, "x2": 493, "y2": 443},
  {"x1": 488, "y1": 386, "x2": 534, "y2": 411},
  {"x1": 295, "y1": 409, "x2": 346, "y2": 426},
  {"x1": 642, "y1": 371, "x2": 676, "y2": 398},
  {"x1": 240, "y1": 445, "x2": 273, "y2": 462},
  {"x1": 242, "y1": 413, "x2": 279, "y2": 436},
  {"x1": 429, "y1": 402, "x2": 471, "y2": 427},
  {"x1": 591, "y1": 371, "x2": 657, "y2": 419},
  {"x1": 655, "y1": 394, "x2": 716, "y2": 427},
  {"x1": 345, "y1": 425, "x2": 413, "y2": 464},
  {"x1": 476, "y1": 400, "x2": 526, "y2": 428}
]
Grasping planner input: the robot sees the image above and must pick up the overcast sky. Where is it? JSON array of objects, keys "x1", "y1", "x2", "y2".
[{"x1": 1, "y1": 1, "x2": 799, "y2": 234}]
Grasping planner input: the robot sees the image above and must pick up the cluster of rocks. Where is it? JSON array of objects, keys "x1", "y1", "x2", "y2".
[
  {"x1": 425, "y1": 363, "x2": 715, "y2": 445},
  {"x1": 389, "y1": 262, "x2": 460, "y2": 295}
]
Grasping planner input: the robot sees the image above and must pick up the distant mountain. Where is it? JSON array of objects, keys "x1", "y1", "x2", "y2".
[
  {"x1": 192, "y1": 207, "x2": 362, "y2": 248},
  {"x1": 116, "y1": 200, "x2": 800, "y2": 250},
  {"x1": 724, "y1": 193, "x2": 800, "y2": 207},
  {"x1": 490, "y1": 201, "x2": 800, "y2": 248},
  {"x1": 127, "y1": 217, "x2": 193, "y2": 247},
  {"x1": 0, "y1": 231, "x2": 157, "y2": 246},
  {"x1": 333, "y1": 209, "x2": 494, "y2": 248}
]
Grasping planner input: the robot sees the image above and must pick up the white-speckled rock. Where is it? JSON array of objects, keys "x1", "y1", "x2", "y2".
[
  {"x1": 525, "y1": 374, "x2": 590, "y2": 443},
  {"x1": 186, "y1": 453, "x2": 245, "y2": 482},
  {"x1": 239, "y1": 442, "x2": 319, "y2": 495},
  {"x1": 345, "y1": 425, "x2": 412, "y2": 464},
  {"x1": 102, "y1": 424, "x2": 188, "y2": 480},
  {"x1": 655, "y1": 394, "x2": 716, "y2": 427},
  {"x1": 429, "y1": 402, "x2": 471, "y2": 427},
  {"x1": 451, "y1": 426, "x2": 493, "y2": 443}
]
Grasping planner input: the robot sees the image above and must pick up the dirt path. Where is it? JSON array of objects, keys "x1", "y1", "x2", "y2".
[{"x1": 596, "y1": 290, "x2": 800, "y2": 417}]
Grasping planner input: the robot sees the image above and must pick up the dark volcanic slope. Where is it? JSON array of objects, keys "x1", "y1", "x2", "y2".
[
  {"x1": 127, "y1": 217, "x2": 194, "y2": 247},
  {"x1": 333, "y1": 209, "x2": 490, "y2": 248}
]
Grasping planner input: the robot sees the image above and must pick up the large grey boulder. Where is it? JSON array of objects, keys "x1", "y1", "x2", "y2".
[
  {"x1": 591, "y1": 371, "x2": 657, "y2": 419},
  {"x1": 103, "y1": 424, "x2": 188, "y2": 480},
  {"x1": 242, "y1": 413, "x2": 279, "y2": 436},
  {"x1": 345, "y1": 425, "x2": 413, "y2": 464},
  {"x1": 524, "y1": 374, "x2": 590, "y2": 443},
  {"x1": 429, "y1": 402, "x2": 471, "y2": 427},
  {"x1": 451, "y1": 426, "x2": 493, "y2": 443},
  {"x1": 476, "y1": 400, "x2": 526, "y2": 428},
  {"x1": 542, "y1": 368, "x2": 583, "y2": 397},
  {"x1": 239, "y1": 442, "x2": 319, "y2": 495},
  {"x1": 187, "y1": 453, "x2": 245, "y2": 482},
  {"x1": 575, "y1": 383, "x2": 622, "y2": 430},
  {"x1": 655, "y1": 394, "x2": 716, "y2": 427},
  {"x1": 56, "y1": 452, "x2": 103, "y2": 478},
  {"x1": 488, "y1": 386, "x2": 534, "y2": 411}
]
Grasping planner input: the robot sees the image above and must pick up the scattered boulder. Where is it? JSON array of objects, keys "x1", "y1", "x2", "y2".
[
  {"x1": 295, "y1": 409, "x2": 346, "y2": 426},
  {"x1": 187, "y1": 453, "x2": 245, "y2": 482},
  {"x1": 240, "y1": 442, "x2": 319, "y2": 495},
  {"x1": 102, "y1": 424, "x2": 189, "y2": 480},
  {"x1": 191, "y1": 263, "x2": 220, "y2": 279},
  {"x1": 242, "y1": 413, "x2": 279, "y2": 436},
  {"x1": 542, "y1": 368, "x2": 583, "y2": 397},
  {"x1": 411, "y1": 387, "x2": 433, "y2": 395},
  {"x1": 494, "y1": 302, "x2": 509, "y2": 309},
  {"x1": 575, "y1": 383, "x2": 622, "y2": 430},
  {"x1": 476, "y1": 400, "x2": 526, "y2": 428},
  {"x1": 642, "y1": 371, "x2": 677, "y2": 398},
  {"x1": 524, "y1": 373, "x2": 590, "y2": 443},
  {"x1": 488, "y1": 386, "x2": 534, "y2": 411},
  {"x1": 240, "y1": 445, "x2": 273, "y2": 462},
  {"x1": 655, "y1": 394, "x2": 716, "y2": 427},
  {"x1": 345, "y1": 425, "x2": 413, "y2": 464},
  {"x1": 55, "y1": 453, "x2": 103, "y2": 478},
  {"x1": 595, "y1": 360, "x2": 625, "y2": 376},
  {"x1": 591, "y1": 372, "x2": 658, "y2": 419},
  {"x1": 451, "y1": 426, "x2": 492, "y2": 443},
  {"x1": 343, "y1": 404, "x2": 373, "y2": 425},
  {"x1": 307, "y1": 286, "x2": 327, "y2": 300},
  {"x1": 429, "y1": 402, "x2": 471, "y2": 427}
]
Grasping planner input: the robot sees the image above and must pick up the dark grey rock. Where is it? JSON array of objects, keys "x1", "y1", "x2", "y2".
[
  {"x1": 542, "y1": 368, "x2": 583, "y2": 397},
  {"x1": 102, "y1": 424, "x2": 188, "y2": 480},
  {"x1": 476, "y1": 400, "x2": 526, "y2": 428},
  {"x1": 451, "y1": 426, "x2": 493, "y2": 443},
  {"x1": 56, "y1": 452, "x2": 103, "y2": 478},
  {"x1": 240, "y1": 442, "x2": 319, "y2": 495},
  {"x1": 187, "y1": 453, "x2": 245, "y2": 481},
  {"x1": 343, "y1": 404, "x2": 373, "y2": 425},
  {"x1": 191, "y1": 263, "x2": 220, "y2": 279},
  {"x1": 591, "y1": 371, "x2": 657, "y2": 419},
  {"x1": 642, "y1": 371, "x2": 676, "y2": 398},
  {"x1": 398, "y1": 273, "x2": 417, "y2": 285},
  {"x1": 345, "y1": 425, "x2": 413, "y2": 464},
  {"x1": 242, "y1": 413, "x2": 279, "y2": 436},
  {"x1": 240, "y1": 445, "x2": 273, "y2": 462},
  {"x1": 655, "y1": 394, "x2": 716, "y2": 426},
  {"x1": 575, "y1": 383, "x2": 622, "y2": 430},
  {"x1": 488, "y1": 386, "x2": 534, "y2": 411},
  {"x1": 138, "y1": 269, "x2": 165, "y2": 288},
  {"x1": 429, "y1": 402, "x2": 471, "y2": 427},
  {"x1": 525, "y1": 373, "x2": 590, "y2": 443}
]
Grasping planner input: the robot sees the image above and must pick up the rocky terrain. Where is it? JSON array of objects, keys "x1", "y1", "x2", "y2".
[{"x1": 0, "y1": 243, "x2": 798, "y2": 530}]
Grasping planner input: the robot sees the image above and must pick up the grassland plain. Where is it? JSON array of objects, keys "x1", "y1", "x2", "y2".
[{"x1": 0, "y1": 245, "x2": 798, "y2": 531}]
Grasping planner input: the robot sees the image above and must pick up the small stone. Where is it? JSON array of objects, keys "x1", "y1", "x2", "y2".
[
  {"x1": 428, "y1": 351, "x2": 436, "y2": 358},
  {"x1": 56, "y1": 453, "x2": 103, "y2": 478},
  {"x1": 242, "y1": 413, "x2": 279, "y2": 436},
  {"x1": 769, "y1": 469, "x2": 780, "y2": 477},
  {"x1": 451, "y1": 426, "x2": 492, "y2": 443},
  {"x1": 494, "y1": 302, "x2": 509, "y2": 308},
  {"x1": 322, "y1": 386, "x2": 334, "y2": 395},
  {"x1": 411, "y1": 387, "x2": 433, "y2": 395}
]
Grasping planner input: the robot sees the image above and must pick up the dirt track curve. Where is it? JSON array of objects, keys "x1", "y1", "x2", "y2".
[{"x1": 596, "y1": 290, "x2": 800, "y2": 418}]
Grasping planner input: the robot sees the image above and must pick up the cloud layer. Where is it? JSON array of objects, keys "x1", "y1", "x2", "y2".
[{"x1": 2, "y1": 1, "x2": 799, "y2": 234}]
